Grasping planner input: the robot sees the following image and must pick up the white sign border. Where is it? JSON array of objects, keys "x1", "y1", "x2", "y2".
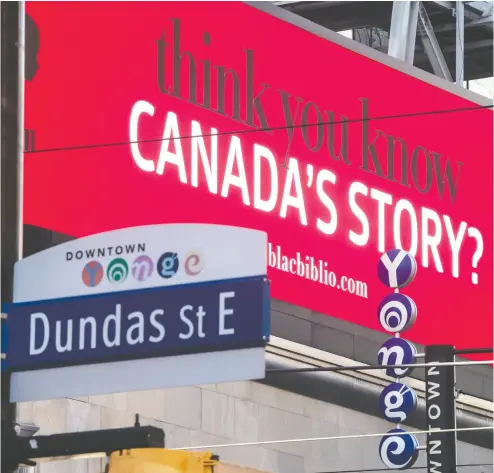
[{"x1": 11, "y1": 347, "x2": 265, "y2": 402}]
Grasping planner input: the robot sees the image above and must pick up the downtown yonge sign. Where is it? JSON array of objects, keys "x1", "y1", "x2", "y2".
[
  {"x1": 7, "y1": 224, "x2": 270, "y2": 401},
  {"x1": 24, "y1": 1, "x2": 493, "y2": 352}
]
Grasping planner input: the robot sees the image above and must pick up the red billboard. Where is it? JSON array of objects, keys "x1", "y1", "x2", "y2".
[{"x1": 24, "y1": 2, "x2": 493, "y2": 357}]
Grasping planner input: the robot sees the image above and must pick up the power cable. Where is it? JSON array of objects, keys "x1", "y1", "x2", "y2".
[
  {"x1": 317, "y1": 464, "x2": 493, "y2": 473},
  {"x1": 171, "y1": 425, "x2": 493, "y2": 451},
  {"x1": 25, "y1": 103, "x2": 493, "y2": 155},
  {"x1": 455, "y1": 347, "x2": 494, "y2": 355},
  {"x1": 266, "y1": 359, "x2": 494, "y2": 375}
]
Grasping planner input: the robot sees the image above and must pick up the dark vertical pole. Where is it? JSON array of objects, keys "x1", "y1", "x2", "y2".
[
  {"x1": 1, "y1": 2, "x2": 23, "y2": 472},
  {"x1": 425, "y1": 345, "x2": 457, "y2": 473}
]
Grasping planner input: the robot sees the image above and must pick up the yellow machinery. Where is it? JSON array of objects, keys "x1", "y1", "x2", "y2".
[{"x1": 108, "y1": 449, "x2": 219, "y2": 473}]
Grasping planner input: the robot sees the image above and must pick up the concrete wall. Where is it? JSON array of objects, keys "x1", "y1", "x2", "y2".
[
  {"x1": 270, "y1": 300, "x2": 493, "y2": 401},
  {"x1": 18, "y1": 381, "x2": 493, "y2": 473}
]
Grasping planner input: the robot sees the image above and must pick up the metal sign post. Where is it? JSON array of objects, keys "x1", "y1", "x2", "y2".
[
  {"x1": 425, "y1": 345, "x2": 457, "y2": 473},
  {"x1": 1, "y1": 3, "x2": 26, "y2": 473}
]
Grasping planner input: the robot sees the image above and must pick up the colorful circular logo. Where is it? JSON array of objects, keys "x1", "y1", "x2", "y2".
[
  {"x1": 132, "y1": 255, "x2": 154, "y2": 281},
  {"x1": 378, "y1": 293, "x2": 417, "y2": 333},
  {"x1": 377, "y1": 249, "x2": 417, "y2": 289},
  {"x1": 184, "y1": 251, "x2": 204, "y2": 276},
  {"x1": 82, "y1": 261, "x2": 104, "y2": 287},
  {"x1": 378, "y1": 383, "x2": 418, "y2": 423},
  {"x1": 379, "y1": 429, "x2": 419, "y2": 469},
  {"x1": 157, "y1": 252, "x2": 179, "y2": 279},
  {"x1": 107, "y1": 258, "x2": 129, "y2": 283},
  {"x1": 378, "y1": 338, "x2": 417, "y2": 378}
]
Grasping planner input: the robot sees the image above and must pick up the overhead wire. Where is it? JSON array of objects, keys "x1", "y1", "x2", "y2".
[
  {"x1": 317, "y1": 464, "x2": 494, "y2": 473},
  {"x1": 266, "y1": 359, "x2": 494, "y2": 374},
  {"x1": 24, "y1": 103, "x2": 493, "y2": 155},
  {"x1": 171, "y1": 425, "x2": 494, "y2": 451},
  {"x1": 454, "y1": 347, "x2": 494, "y2": 355}
]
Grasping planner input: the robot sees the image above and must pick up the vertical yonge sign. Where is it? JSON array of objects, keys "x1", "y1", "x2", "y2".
[
  {"x1": 24, "y1": 2, "x2": 493, "y2": 352},
  {"x1": 377, "y1": 249, "x2": 419, "y2": 470}
]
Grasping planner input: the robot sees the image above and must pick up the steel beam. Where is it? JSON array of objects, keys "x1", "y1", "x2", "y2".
[
  {"x1": 273, "y1": 1, "x2": 306, "y2": 5},
  {"x1": 460, "y1": 14, "x2": 492, "y2": 30},
  {"x1": 432, "y1": 1, "x2": 455, "y2": 10},
  {"x1": 417, "y1": 2, "x2": 453, "y2": 81},
  {"x1": 275, "y1": 1, "x2": 346, "y2": 12},
  {"x1": 433, "y1": 14, "x2": 493, "y2": 32},
  {"x1": 466, "y1": 15, "x2": 494, "y2": 27},
  {"x1": 456, "y1": 1, "x2": 465, "y2": 85},
  {"x1": 421, "y1": 1, "x2": 493, "y2": 31},
  {"x1": 468, "y1": 1, "x2": 493, "y2": 16},
  {"x1": 388, "y1": 1, "x2": 419, "y2": 64},
  {"x1": 415, "y1": 38, "x2": 492, "y2": 57},
  {"x1": 481, "y1": 2, "x2": 494, "y2": 17}
]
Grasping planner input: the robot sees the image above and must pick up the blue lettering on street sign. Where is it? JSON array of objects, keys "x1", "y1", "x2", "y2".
[{"x1": 6, "y1": 276, "x2": 269, "y2": 371}]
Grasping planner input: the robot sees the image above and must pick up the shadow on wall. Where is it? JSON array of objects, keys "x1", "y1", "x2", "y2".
[
  {"x1": 25, "y1": 13, "x2": 40, "y2": 81},
  {"x1": 23, "y1": 224, "x2": 76, "y2": 257}
]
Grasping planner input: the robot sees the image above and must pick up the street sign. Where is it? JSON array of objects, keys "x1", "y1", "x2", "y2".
[
  {"x1": 377, "y1": 249, "x2": 419, "y2": 470},
  {"x1": 8, "y1": 277, "x2": 268, "y2": 371},
  {"x1": 425, "y1": 345, "x2": 457, "y2": 473},
  {"x1": 6, "y1": 224, "x2": 270, "y2": 402}
]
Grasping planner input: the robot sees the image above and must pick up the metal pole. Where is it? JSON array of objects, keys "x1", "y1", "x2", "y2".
[
  {"x1": 425, "y1": 345, "x2": 457, "y2": 473},
  {"x1": 1, "y1": 2, "x2": 25, "y2": 472},
  {"x1": 453, "y1": 350, "x2": 458, "y2": 469},
  {"x1": 456, "y1": 1, "x2": 465, "y2": 85},
  {"x1": 11, "y1": 426, "x2": 165, "y2": 468},
  {"x1": 17, "y1": 0, "x2": 25, "y2": 261}
]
